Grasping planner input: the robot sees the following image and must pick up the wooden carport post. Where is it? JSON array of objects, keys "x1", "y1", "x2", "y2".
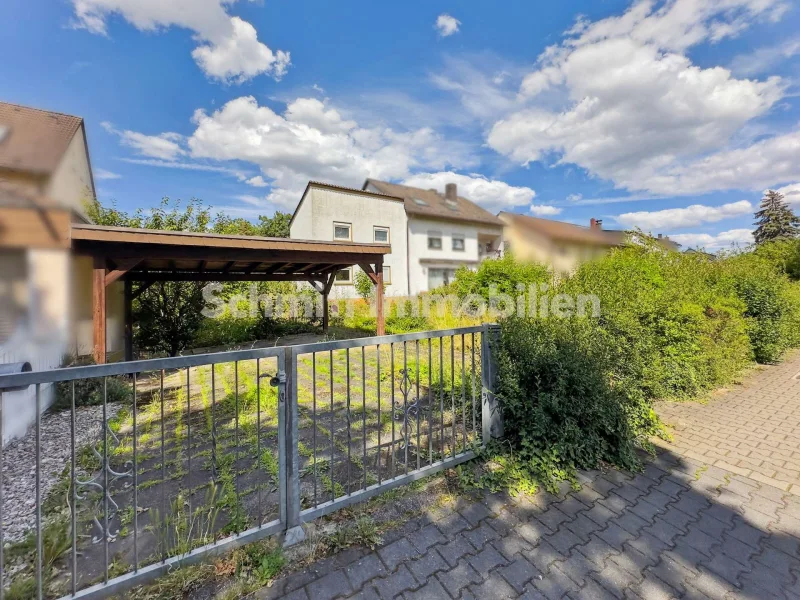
[
  {"x1": 359, "y1": 258, "x2": 385, "y2": 336},
  {"x1": 92, "y1": 256, "x2": 107, "y2": 364},
  {"x1": 92, "y1": 257, "x2": 141, "y2": 364},
  {"x1": 321, "y1": 273, "x2": 336, "y2": 334}
]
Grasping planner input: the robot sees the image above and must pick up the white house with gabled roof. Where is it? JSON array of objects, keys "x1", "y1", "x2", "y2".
[{"x1": 289, "y1": 179, "x2": 504, "y2": 297}]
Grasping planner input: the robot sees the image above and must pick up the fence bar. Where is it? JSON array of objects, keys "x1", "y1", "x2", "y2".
[
  {"x1": 461, "y1": 333, "x2": 466, "y2": 450},
  {"x1": 35, "y1": 384, "x2": 42, "y2": 600},
  {"x1": 345, "y1": 348, "x2": 351, "y2": 495},
  {"x1": 312, "y1": 353, "x2": 318, "y2": 508},
  {"x1": 450, "y1": 337, "x2": 456, "y2": 458},
  {"x1": 256, "y1": 358, "x2": 262, "y2": 526},
  {"x1": 159, "y1": 371, "x2": 165, "y2": 560},
  {"x1": 329, "y1": 350, "x2": 335, "y2": 504},
  {"x1": 284, "y1": 347, "x2": 302, "y2": 534},
  {"x1": 376, "y1": 345, "x2": 381, "y2": 485},
  {"x1": 70, "y1": 381, "x2": 77, "y2": 594},
  {"x1": 427, "y1": 340, "x2": 433, "y2": 466},
  {"x1": 415, "y1": 341, "x2": 421, "y2": 471},
  {"x1": 0, "y1": 391, "x2": 3, "y2": 600},
  {"x1": 133, "y1": 373, "x2": 139, "y2": 571},
  {"x1": 390, "y1": 343, "x2": 395, "y2": 479},
  {"x1": 403, "y1": 341, "x2": 408, "y2": 476},
  {"x1": 278, "y1": 355, "x2": 287, "y2": 526},
  {"x1": 439, "y1": 336, "x2": 444, "y2": 460},
  {"x1": 471, "y1": 333, "x2": 476, "y2": 437},
  {"x1": 186, "y1": 367, "x2": 192, "y2": 517},
  {"x1": 234, "y1": 361, "x2": 240, "y2": 526},
  {"x1": 211, "y1": 366, "x2": 217, "y2": 484},
  {"x1": 361, "y1": 347, "x2": 367, "y2": 491},
  {"x1": 291, "y1": 326, "x2": 483, "y2": 356}
]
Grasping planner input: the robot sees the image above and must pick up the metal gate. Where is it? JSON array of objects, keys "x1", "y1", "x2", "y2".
[{"x1": 0, "y1": 325, "x2": 499, "y2": 599}]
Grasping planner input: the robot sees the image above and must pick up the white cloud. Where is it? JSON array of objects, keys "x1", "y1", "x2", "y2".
[
  {"x1": 119, "y1": 157, "x2": 246, "y2": 179},
  {"x1": 435, "y1": 14, "x2": 461, "y2": 37},
  {"x1": 246, "y1": 175, "x2": 269, "y2": 187},
  {"x1": 400, "y1": 172, "x2": 535, "y2": 213},
  {"x1": 102, "y1": 121, "x2": 185, "y2": 161},
  {"x1": 566, "y1": 193, "x2": 582, "y2": 202},
  {"x1": 187, "y1": 96, "x2": 473, "y2": 209},
  {"x1": 485, "y1": 0, "x2": 790, "y2": 197},
  {"x1": 730, "y1": 38, "x2": 800, "y2": 76},
  {"x1": 670, "y1": 228, "x2": 754, "y2": 250},
  {"x1": 616, "y1": 200, "x2": 753, "y2": 232},
  {"x1": 94, "y1": 168, "x2": 121, "y2": 180},
  {"x1": 529, "y1": 204, "x2": 562, "y2": 216},
  {"x1": 774, "y1": 183, "x2": 800, "y2": 206},
  {"x1": 71, "y1": 0, "x2": 289, "y2": 82}
]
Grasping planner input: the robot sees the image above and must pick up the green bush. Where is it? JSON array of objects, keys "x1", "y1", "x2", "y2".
[{"x1": 447, "y1": 252, "x2": 550, "y2": 297}]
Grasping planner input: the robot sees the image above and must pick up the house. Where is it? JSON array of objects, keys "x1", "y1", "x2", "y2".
[
  {"x1": 500, "y1": 212, "x2": 679, "y2": 272},
  {"x1": 0, "y1": 101, "x2": 124, "y2": 441},
  {"x1": 289, "y1": 179, "x2": 504, "y2": 296}
]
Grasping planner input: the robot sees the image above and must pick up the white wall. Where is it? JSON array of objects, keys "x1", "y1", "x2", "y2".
[
  {"x1": 46, "y1": 125, "x2": 94, "y2": 213},
  {"x1": 407, "y1": 217, "x2": 503, "y2": 295},
  {"x1": 290, "y1": 186, "x2": 409, "y2": 297}
]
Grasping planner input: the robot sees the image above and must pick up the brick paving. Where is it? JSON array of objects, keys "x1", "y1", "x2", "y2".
[
  {"x1": 656, "y1": 351, "x2": 800, "y2": 495},
  {"x1": 255, "y1": 352, "x2": 800, "y2": 599}
]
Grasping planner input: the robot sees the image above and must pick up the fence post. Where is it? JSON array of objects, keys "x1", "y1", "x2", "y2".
[
  {"x1": 282, "y1": 346, "x2": 306, "y2": 546},
  {"x1": 481, "y1": 323, "x2": 503, "y2": 443}
]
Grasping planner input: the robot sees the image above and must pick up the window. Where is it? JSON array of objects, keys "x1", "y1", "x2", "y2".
[
  {"x1": 335, "y1": 267, "x2": 353, "y2": 284},
  {"x1": 373, "y1": 226, "x2": 390, "y2": 243},
  {"x1": 333, "y1": 222, "x2": 352, "y2": 241},
  {"x1": 382, "y1": 266, "x2": 392, "y2": 285},
  {"x1": 452, "y1": 235, "x2": 465, "y2": 252},
  {"x1": 428, "y1": 232, "x2": 442, "y2": 250},
  {"x1": 445, "y1": 199, "x2": 459, "y2": 211},
  {"x1": 413, "y1": 197, "x2": 428, "y2": 206},
  {"x1": 428, "y1": 268, "x2": 457, "y2": 290}
]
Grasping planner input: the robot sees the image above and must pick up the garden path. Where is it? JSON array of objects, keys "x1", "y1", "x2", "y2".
[{"x1": 253, "y1": 352, "x2": 800, "y2": 599}]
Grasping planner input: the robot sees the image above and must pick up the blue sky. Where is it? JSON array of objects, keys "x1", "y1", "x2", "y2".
[{"x1": 2, "y1": 0, "x2": 800, "y2": 250}]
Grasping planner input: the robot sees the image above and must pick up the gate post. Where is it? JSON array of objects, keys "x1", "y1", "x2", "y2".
[
  {"x1": 282, "y1": 346, "x2": 306, "y2": 546},
  {"x1": 481, "y1": 323, "x2": 503, "y2": 443}
]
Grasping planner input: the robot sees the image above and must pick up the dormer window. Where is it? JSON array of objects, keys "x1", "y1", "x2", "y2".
[
  {"x1": 413, "y1": 198, "x2": 428, "y2": 206},
  {"x1": 0, "y1": 126, "x2": 9, "y2": 144}
]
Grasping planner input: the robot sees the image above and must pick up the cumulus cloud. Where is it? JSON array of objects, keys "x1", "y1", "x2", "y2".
[
  {"x1": 485, "y1": 0, "x2": 790, "y2": 197},
  {"x1": 246, "y1": 175, "x2": 269, "y2": 187},
  {"x1": 670, "y1": 228, "x2": 754, "y2": 250},
  {"x1": 435, "y1": 14, "x2": 461, "y2": 37},
  {"x1": 71, "y1": 0, "x2": 289, "y2": 82},
  {"x1": 616, "y1": 200, "x2": 753, "y2": 232},
  {"x1": 529, "y1": 204, "x2": 562, "y2": 216},
  {"x1": 400, "y1": 172, "x2": 535, "y2": 213},
  {"x1": 186, "y1": 96, "x2": 473, "y2": 210},
  {"x1": 102, "y1": 121, "x2": 185, "y2": 161}
]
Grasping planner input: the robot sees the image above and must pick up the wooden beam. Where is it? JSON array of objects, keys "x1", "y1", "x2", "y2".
[
  {"x1": 359, "y1": 263, "x2": 379, "y2": 284},
  {"x1": 129, "y1": 272, "x2": 321, "y2": 283},
  {"x1": 375, "y1": 258, "x2": 384, "y2": 336},
  {"x1": 198, "y1": 260, "x2": 207, "y2": 273},
  {"x1": 264, "y1": 262, "x2": 287, "y2": 275},
  {"x1": 244, "y1": 261, "x2": 262, "y2": 274},
  {"x1": 124, "y1": 279, "x2": 133, "y2": 362},
  {"x1": 322, "y1": 273, "x2": 336, "y2": 334},
  {"x1": 222, "y1": 261, "x2": 236, "y2": 273},
  {"x1": 93, "y1": 256, "x2": 107, "y2": 364},
  {"x1": 131, "y1": 280, "x2": 155, "y2": 301},
  {"x1": 105, "y1": 258, "x2": 141, "y2": 287}
]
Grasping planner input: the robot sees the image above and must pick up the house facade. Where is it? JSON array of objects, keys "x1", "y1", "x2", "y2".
[
  {"x1": 500, "y1": 212, "x2": 679, "y2": 273},
  {"x1": 0, "y1": 101, "x2": 123, "y2": 441},
  {"x1": 289, "y1": 180, "x2": 504, "y2": 297}
]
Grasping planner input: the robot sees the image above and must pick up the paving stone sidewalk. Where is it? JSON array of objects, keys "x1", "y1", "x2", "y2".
[{"x1": 255, "y1": 353, "x2": 800, "y2": 600}]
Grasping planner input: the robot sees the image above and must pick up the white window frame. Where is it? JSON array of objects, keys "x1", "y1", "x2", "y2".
[
  {"x1": 382, "y1": 266, "x2": 392, "y2": 285},
  {"x1": 335, "y1": 266, "x2": 353, "y2": 284},
  {"x1": 428, "y1": 231, "x2": 443, "y2": 250},
  {"x1": 333, "y1": 222, "x2": 352, "y2": 241},
  {"x1": 452, "y1": 235, "x2": 465, "y2": 252},
  {"x1": 373, "y1": 226, "x2": 390, "y2": 244}
]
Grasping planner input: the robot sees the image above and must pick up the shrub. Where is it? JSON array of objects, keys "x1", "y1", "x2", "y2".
[
  {"x1": 448, "y1": 252, "x2": 550, "y2": 298},
  {"x1": 54, "y1": 357, "x2": 131, "y2": 409},
  {"x1": 354, "y1": 270, "x2": 375, "y2": 301}
]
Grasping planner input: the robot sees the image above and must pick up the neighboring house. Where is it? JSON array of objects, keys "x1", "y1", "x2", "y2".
[
  {"x1": 0, "y1": 101, "x2": 123, "y2": 441},
  {"x1": 500, "y1": 212, "x2": 679, "y2": 273},
  {"x1": 289, "y1": 180, "x2": 504, "y2": 297}
]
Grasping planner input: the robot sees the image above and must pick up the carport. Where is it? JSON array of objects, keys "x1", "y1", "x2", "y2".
[{"x1": 70, "y1": 224, "x2": 390, "y2": 363}]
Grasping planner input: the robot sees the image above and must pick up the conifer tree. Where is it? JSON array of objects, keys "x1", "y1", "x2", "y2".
[{"x1": 754, "y1": 190, "x2": 800, "y2": 245}]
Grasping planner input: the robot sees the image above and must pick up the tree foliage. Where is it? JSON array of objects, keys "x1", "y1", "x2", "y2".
[{"x1": 754, "y1": 190, "x2": 800, "y2": 245}]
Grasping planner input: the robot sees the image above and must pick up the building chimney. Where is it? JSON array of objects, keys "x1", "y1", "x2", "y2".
[
  {"x1": 445, "y1": 183, "x2": 457, "y2": 202},
  {"x1": 658, "y1": 233, "x2": 663, "y2": 239},
  {"x1": 590, "y1": 218, "x2": 602, "y2": 230}
]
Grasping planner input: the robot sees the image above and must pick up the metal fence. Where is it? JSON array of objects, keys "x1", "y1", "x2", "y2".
[{"x1": 0, "y1": 325, "x2": 499, "y2": 599}]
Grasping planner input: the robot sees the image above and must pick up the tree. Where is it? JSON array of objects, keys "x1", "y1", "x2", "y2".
[
  {"x1": 354, "y1": 270, "x2": 375, "y2": 301},
  {"x1": 754, "y1": 190, "x2": 800, "y2": 245},
  {"x1": 212, "y1": 212, "x2": 291, "y2": 238},
  {"x1": 86, "y1": 197, "x2": 211, "y2": 356}
]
